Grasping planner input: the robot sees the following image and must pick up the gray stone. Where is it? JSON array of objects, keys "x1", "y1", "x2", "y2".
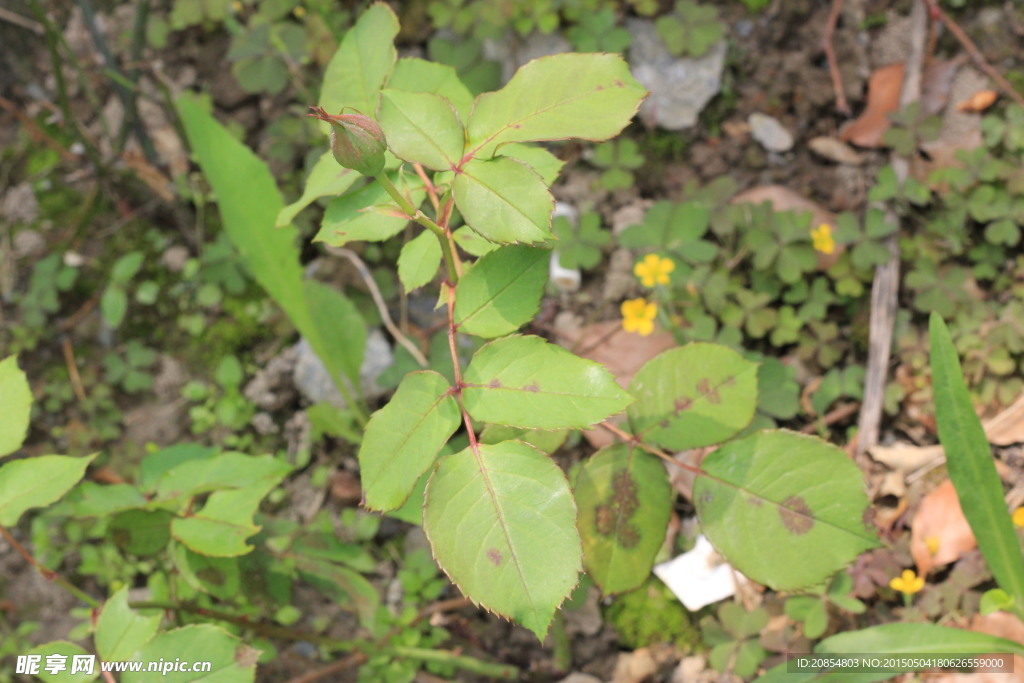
[
  {"x1": 748, "y1": 112, "x2": 794, "y2": 152},
  {"x1": 627, "y1": 19, "x2": 726, "y2": 130},
  {"x1": 556, "y1": 674, "x2": 603, "y2": 683},
  {"x1": 1, "y1": 183, "x2": 39, "y2": 225},
  {"x1": 292, "y1": 329, "x2": 393, "y2": 409}
]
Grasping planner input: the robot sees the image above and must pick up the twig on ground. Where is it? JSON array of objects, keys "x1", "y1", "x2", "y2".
[
  {"x1": 0, "y1": 7, "x2": 43, "y2": 34},
  {"x1": 329, "y1": 247, "x2": 429, "y2": 368},
  {"x1": 61, "y1": 336, "x2": 87, "y2": 403},
  {"x1": 822, "y1": 0, "x2": 851, "y2": 115}
]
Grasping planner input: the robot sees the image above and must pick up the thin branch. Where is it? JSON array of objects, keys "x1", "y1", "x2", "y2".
[
  {"x1": 0, "y1": 524, "x2": 100, "y2": 608},
  {"x1": 0, "y1": 7, "x2": 43, "y2": 34},
  {"x1": 61, "y1": 336, "x2": 87, "y2": 404},
  {"x1": 822, "y1": 0, "x2": 851, "y2": 115},
  {"x1": 329, "y1": 247, "x2": 429, "y2": 368}
]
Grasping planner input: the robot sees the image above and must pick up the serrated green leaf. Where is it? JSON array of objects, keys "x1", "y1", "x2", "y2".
[
  {"x1": 398, "y1": 231, "x2": 442, "y2": 291},
  {"x1": 463, "y1": 335, "x2": 633, "y2": 429},
  {"x1": 695, "y1": 430, "x2": 879, "y2": 590},
  {"x1": 465, "y1": 53, "x2": 645, "y2": 159},
  {"x1": 315, "y1": 174, "x2": 426, "y2": 246},
  {"x1": 62, "y1": 482, "x2": 148, "y2": 516},
  {"x1": 140, "y1": 444, "x2": 219, "y2": 492},
  {"x1": 0, "y1": 454, "x2": 97, "y2": 525},
  {"x1": 95, "y1": 587, "x2": 161, "y2": 661},
  {"x1": 454, "y1": 246, "x2": 549, "y2": 337},
  {"x1": 423, "y1": 441, "x2": 581, "y2": 639},
  {"x1": 575, "y1": 443, "x2": 671, "y2": 594},
  {"x1": 379, "y1": 89, "x2": 464, "y2": 171},
  {"x1": 453, "y1": 156, "x2": 553, "y2": 244},
  {"x1": 358, "y1": 371, "x2": 461, "y2": 511},
  {"x1": 0, "y1": 356, "x2": 32, "y2": 458},
  {"x1": 627, "y1": 344, "x2": 758, "y2": 450},
  {"x1": 171, "y1": 484, "x2": 268, "y2": 557},
  {"x1": 319, "y1": 3, "x2": 398, "y2": 119},
  {"x1": 479, "y1": 424, "x2": 567, "y2": 453},
  {"x1": 277, "y1": 152, "x2": 360, "y2": 227},
  {"x1": 386, "y1": 57, "x2": 474, "y2": 120},
  {"x1": 122, "y1": 624, "x2": 257, "y2": 683},
  {"x1": 173, "y1": 544, "x2": 241, "y2": 599},
  {"x1": 497, "y1": 143, "x2": 565, "y2": 186},
  {"x1": 109, "y1": 509, "x2": 173, "y2": 556},
  {"x1": 156, "y1": 453, "x2": 290, "y2": 501},
  {"x1": 930, "y1": 313, "x2": 1024, "y2": 608}
]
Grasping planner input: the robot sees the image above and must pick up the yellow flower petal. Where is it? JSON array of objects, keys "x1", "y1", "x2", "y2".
[
  {"x1": 811, "y1": 223, "x2": 835, "y2": 255},
  {"x1": 1013, "y1": 506, "x2": 1024, "y2": 527},
  {"x1": 621, "y1": 297, "x2": 657, "y2": 336},
  {"x1": 889, "y1": 568, "x2": 925, "y2": 594}
]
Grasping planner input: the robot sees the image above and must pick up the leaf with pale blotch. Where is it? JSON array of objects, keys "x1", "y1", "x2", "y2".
[
  {"x1": 276, "y1": 152, "x2": 359, "y2": 227},
  {"x1": 695, "y1": 430, "x2": 879, "y2": 590},
  {"x1": 0, "y1": 356, "x2": 31, "y2": 458},
  {"x1": 315, "y1": 174, "x2": 426, "y2": 246},
  {"x1": 466, "y1": 53, "x2": 646, "y2": 159},
  {"x1": 628, "y1": 344, "x2": 758, "y2": 450},
  {"x1": 463, "y1": 335, "x2": 633, "y2": 429},
  {"x1": 398, "y1": 231, "x2": 442, "y2": 291},
  {"x1": 386, "y1": 58, "x2": 474, "y2": 120},
  {"x1": 0, "y1": 454, "x2": 97, "y2": 526},
  {"x1": 575, "y1": 443, "x2": 671, "y2": 594},
  {"x1": 423, "y1": 441, "x2": 581, "y2": 639},
  {"x1": 454, "y1": 246, "x2": 548, "y2": 337},
  {"x1": 453, "y1": 156, "x2": 553, "y2": 244},
  {"x1": 319, "y1": 3, "x2": 398, "y2": 120},
  {"x1": 358, "y1": 371, "x2": 461, "y2": 511},
  {"x1": 379, "y1": 89, "x2": 464, "y2": 171}
]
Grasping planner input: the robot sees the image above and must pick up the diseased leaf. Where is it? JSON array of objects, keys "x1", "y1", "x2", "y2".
[
  {"x1": 466, "y1": 53, "x2": 646, "y2": 158},
  {"x1": 575, "y1": 443, "x2": 672, "y2": 594},
  {"x1": 379, "y1": 89, "x2": 464, "y2": 171},
  {"x1": 453, "y1": 156, "x2": 553, "y2": 244},
  {"x1": 0, "y1": 454, "x2": 97, "y2": 526},
  {"x1": 423, "y1": 441, "x2": 581, "y2": 639},
  {"x1": 695, "y1": 430, "x2": 879, "y2": 590},
  {"x1": 277, "y1": 152, "x2": 359, "y2": 227},
  {"x1": 463, "y1": 335, "x2": 634, "y2": 429},
  {"x1": 628, "y1": 344, "x2": 758, "y2": 450},
  {"x1": 454, "y1": 246, "x2": 549, "y2": 337},
  {"x1": 0, "y1": 356, "x2": 32, "y2": 458},
  {"x1": 398, "y1": 231, "x2": 442, "y2": 291},
  {"x1": 358, "y1": 371, "x2": 461, "y2": 511},
  {"x1": 319, "y1": 3, "x2": 398, "y2": 119},
  {"x1": 930, "y1": 313, "x2": 1024, "y2": 607}
]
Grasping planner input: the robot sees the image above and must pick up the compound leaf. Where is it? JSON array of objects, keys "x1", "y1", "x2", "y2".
[
  {"x1": 454, "y1": 246, "x2": 549, "y2": 337},
  {"x1": 575, "y1": 443, "x2": 672, "y2": 594},
  {"x1": 463, "y1": 335, "x2": 633, "y2": 429},
  {"x1": 695, "y1": 430, "x2": 880, "y2": 590},
  {"x1": 423, "y1": 441, "x2": 581, "y2": 639},
  {"x1": 628, "y1": 344, "x2": 758, "y2": 450},
  {"x1": 358, "y1": 371, "x2": 461, "y2": 511}
]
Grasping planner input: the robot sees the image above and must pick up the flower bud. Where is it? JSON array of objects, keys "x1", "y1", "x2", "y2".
[{"x1": 308, "y1": 106, "x2": 386, "y2": 176}]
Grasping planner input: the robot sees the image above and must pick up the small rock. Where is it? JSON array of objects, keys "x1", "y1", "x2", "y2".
[
  {"x1": 611, "y1": 201, "x2": 651, "y2": 237},
  {"x1": 160, "y1": 245, "x2": 191, "y2": 273},
  {"x1": 244, "y1": 346, "x2": 298, "y2": 411},
  {"x1": 292, "y1": 329, "x2": 393, "y2": 409},
  {"x1": 485, "y1": 31, "x2": 572, "y2": 83},
  {"x1": 251, "y1": 412, "x2": 279, "y2": 436},
  {"x1": 13, "y1": 229, "x2": 45, "y2": 258},
  {"x1": 153, "y1": 355, "x2": 187, "y2": 401},
  {"x1": 612, "y1": 648, "x2": 657, "y2": 683},
  {"x1": 557, "y1": 674, "x2": 603, "y2": 683},
  {"x1": 627, "y1": 19, "x2": 726, "y2": 130},
  {"x1": 1, "y1": 183, "x2": 39, "y2": 225},
  {"x1": 807, "y1": 136, "x2": 866, "y2": 165},
  {"x1": 671, "y1": 656, "x2": 709, "y2": 683},
  {"x1": 748, "y1": 112, "x2": 794, "y2": 152},
  {"x1": 564, "y1": 585, "x2": 603, "y2": 637},
  {"x1": 602, "y1": 248, "x2": 636, "y2": 302}
]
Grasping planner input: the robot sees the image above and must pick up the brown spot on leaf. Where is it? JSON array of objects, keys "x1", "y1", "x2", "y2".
[
  {"x1": 487, "y1": 548, "x2": 503, "y2": 566},
  {"x1": 595, "y1": 504, "x2": 615, "y2": 535},
  {"x1": 523, "y1": 382, "x2": 540, "y2": 392},
  {"x1": 674, "y1": 397, "x2": 693, "y2": 413},
  {"x1": 779, "y1": 495, "x2": 815, "y2": 535},
  {"x1": 619, "y1": 526, "x2": 640, "y2": 549},
  {"x1": 196, "y1": 567, "x2": 226, "y2": 586},
  {"x1": 696, "y1": 378, "x2": 721, "y2": 404},
  {"x1": 488, "y1": 379, "x2": 502, "y2": 388},
  {"x1": 592, "y1": 470, "x2": 642, "y2": 549},
  {"x1": 615, "y1": 80, "x2": 624, "y2": 87},
  {"x1": 746, "y1": 495, "x2": 763, "y2": 507},
  {"x1": 861, "y1": 505, "x2": 877, "y2": 533}
]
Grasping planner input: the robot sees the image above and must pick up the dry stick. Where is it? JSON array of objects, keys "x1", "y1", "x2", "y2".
[
  {"x1": 822, "y1": 0, "x2": 851, "y2": 115},
  {"x1": 857, "y1": 0, "x2": 928, "y2": 456},
  {"x1": 925, "y1": 0, "x2": 1024, "y2": 109},
  {"x1": 800, "y1": 401, "x2": 861, "y2": 434},
  {"x1": 0, "y1": 6, "x2": 43, "y2": 33},
  {"x1": 0, "y1": 524, "x2": 100, "y2": 608},
  {"x1": 328, "y1": 247, "x2": 429, "y2": 369},
  {"x1": 61, "y1": 336, "x2": 87, "y2": 403},
  {"x1": 286, "y1": 653, "x2": 368, "y2": 683}
]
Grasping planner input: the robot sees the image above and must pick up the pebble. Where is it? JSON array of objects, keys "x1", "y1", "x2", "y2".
[
  {"x1": 626, "y1": 19, "x2": 726, "y2": 130},
  {"x1": 292, "y1": 329, "x2": 393, "y2": 409},
  {"x1": 748, "y1": 112, "x2": 794, "y2": 152}
]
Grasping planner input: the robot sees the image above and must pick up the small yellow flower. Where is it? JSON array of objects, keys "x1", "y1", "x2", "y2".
[
  {"x1": 621, "y1": 298, "x2": 657, "y2": 336},
  {"x1": 1013, "y1": 506, "x2": 1024, "y2": 527},
  {"x1": 889, "y1": 569, "x2": 925, "y2": 595},
  {"x1": 634, "y1": 253, "x2": 675, "y2": 288},
  {"x1": 293, "y1": 5, "x2": 306, "y2": 17},
  {"x1": 810, "y1": 223, "x2": 835, "y2": 255},
  {"x1": 925, "y1": 536, "x2": 940, "y2": 555}
]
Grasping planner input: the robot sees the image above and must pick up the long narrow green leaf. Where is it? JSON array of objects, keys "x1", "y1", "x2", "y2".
[{"x1": 929, "y1": 313, "x2": 1024, "y2": 608}]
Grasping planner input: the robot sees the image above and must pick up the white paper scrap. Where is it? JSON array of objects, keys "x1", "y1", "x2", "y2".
[{"x1": 653, "y1": 534, "x2": 746, "y2": 611}]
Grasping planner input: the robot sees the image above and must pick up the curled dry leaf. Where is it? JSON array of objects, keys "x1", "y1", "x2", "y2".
[
  {"x1": 807, "y1": 137, "x2": 866, "y2": 166},
  {"x1": 910, "y1": 479, "x2": 977, "y2": 577},
  {"x1": 956, "y1": 89, "x2": 998, "y2": 113}
]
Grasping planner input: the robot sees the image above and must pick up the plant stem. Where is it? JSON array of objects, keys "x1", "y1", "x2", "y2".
[
  {"x1": 386, "y1": 646, "x2": 519, "y2": 679},
  {"x1": 549, "y1": 610, "x2": 572, "y2": 673},
  {"x1": 375, "y1": 173, "x2": 459, "y2": 284},
  {"x1": 0, "y1": 524, "x2": 100, "y2": 608}
]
